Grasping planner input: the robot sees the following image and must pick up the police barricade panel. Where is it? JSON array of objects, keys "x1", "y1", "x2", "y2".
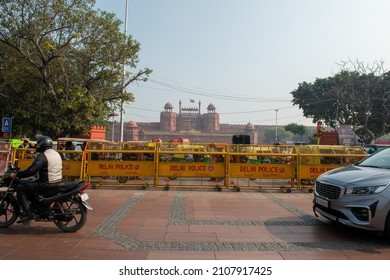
[
  {"x1": 12, "y1": 148, "x2": 35, "y2": 170},
  {"x1": 14, "y1": 148, "x2": 35, "y2": 160},
  {"x1": 84, "y1": 140, "x2": 157, "y2": 188},
  {"x1": 297, "y1": 145, "x2": 367, "y2": 190},
  {"x1": 12, "y1": 148, "x2": 84, "y2": 181},
  {"x1": 156, "y1": 142, "x2": 227, "y2": 190},
  {"x1": 9, "y1": 141, "x2": 369, "y2": 191},
  {"x1": 57, "y1": 150, "x2": 84, "y2": 180},
  {"x1": 226, "y1": 144, "x2": 298, "y2": 192}
]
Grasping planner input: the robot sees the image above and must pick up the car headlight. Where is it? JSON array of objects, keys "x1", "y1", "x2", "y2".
[{"x1": 345, "y1": 185, "x2": 388, "y2": 195}]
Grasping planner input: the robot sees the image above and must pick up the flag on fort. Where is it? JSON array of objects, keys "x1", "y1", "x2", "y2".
[{"x1": 190, "y1": 99, "x2": 195, "y2": 103}]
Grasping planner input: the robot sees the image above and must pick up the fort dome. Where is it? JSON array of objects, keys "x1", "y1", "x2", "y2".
[
  {"x1": 245, "y1": 121, "x2": 255, "y2": 130},
  {"x1": 127, "y1": 120, "x2": 138, "y2": 128},
  {"x1": 207, "y1": 103, "x2": 216, "y2": 111},
  {"x1": 164, "y1": 102, "x2": 173, "y2": 110}
]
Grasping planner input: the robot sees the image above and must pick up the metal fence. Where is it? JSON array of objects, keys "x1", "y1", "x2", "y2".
[{"x1": 9, "y1": 142, "x2": 367, "y2": 192}]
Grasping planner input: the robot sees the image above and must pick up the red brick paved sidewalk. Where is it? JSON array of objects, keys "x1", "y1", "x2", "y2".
[{"x1": 1, "y1": 188, "x2": 390, "y2": 260}]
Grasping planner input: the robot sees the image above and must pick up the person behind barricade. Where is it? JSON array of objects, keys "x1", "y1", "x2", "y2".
[
  {"x1": 90, "y1": 143, "x2": 101, "y2": 160},
  {"x1": 18, "y1": 139, "x2": 31, "y2": 149},
  {"x1": 65, "y1": 141, "x2": 74, "y2": 151},
  {"x1": 63, "y1": 141, "x2": 75, "y2": 160},
  {"x1": 9, "y1": 135, "x2": 63, "y2": 223},
  {"x1": 17, "y1": 139, "x2": 33, "y2": 159}
]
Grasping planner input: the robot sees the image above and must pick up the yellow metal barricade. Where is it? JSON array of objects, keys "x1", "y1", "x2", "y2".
[
  {"x1": 11, "y1": 148, "x2": 85, "y2": 181},
  {"x1": 12, "y1": 147, "x2": 36, "y2": 170},
  {"x1": 297, "y1": 145, "x2": 367, "y2": 191},
  {"x1": 84, "y1": 141, "x2": 156, "y2": 188},
  {"x1": 8, "y1": 141, "x2": 371, "y2": 192},
  {"x1": 12, "y1": 148, "x2": 85, "y2": 181},
  {"x1": 156, "y1": 142, "x2": 227, "y2": 191},
  {"x1": 227, "y1": 144, "x2": 298, "y2": 192},
  {"x1": 57, "y1": 150, "x2": 85, "y2": 181}
]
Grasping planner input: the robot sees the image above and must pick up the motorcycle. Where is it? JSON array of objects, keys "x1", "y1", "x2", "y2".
[{"x1": 0, "y1": 164, "x2": 92, "y2": 232}]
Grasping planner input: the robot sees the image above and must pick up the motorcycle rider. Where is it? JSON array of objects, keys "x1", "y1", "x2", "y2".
[{"x1": 10, "y1": 136, "x2": 62, "y2": 223}]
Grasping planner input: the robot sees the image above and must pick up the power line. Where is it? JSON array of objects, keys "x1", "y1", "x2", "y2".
[
  {"x1": 130, "y1": 78, "x2": 336, "y2": 108},
  {"x1": 220, "y1": 106, "x2": 293, "y2": 115},
  {"x1": 143, "y1": 79, "x2": 291, "y2": 102},
  {"x1": 125, "y1": 104, "x2": 294, "y2": 115},
  {"x1": 125, "y1": 76, "x2": 329, "y2": 125}
]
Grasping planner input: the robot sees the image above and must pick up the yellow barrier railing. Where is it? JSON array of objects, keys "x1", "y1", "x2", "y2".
[
  {"x1": 227, "y1": 144, "x2": 298, "y2": 192},
  {"x1": 156, "y1": 142, "x2": 227, "y2": 190},
  {"x1": 296, "y1": 145, "x2": 367, "y2": 191},
  {"x1": 12, "y1": 148, "x2": 85, "y2": 180},
  {"x1": 10, "y1": 143, "x2": 368, "y2": 192}
]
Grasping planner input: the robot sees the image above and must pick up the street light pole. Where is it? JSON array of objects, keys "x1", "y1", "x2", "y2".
[
  {"x1": 112, "y1": 121, "x2": 115, "y2": 141},
  {"x1": 275, "y1": 109, "x2": 279, "y2": 143},
  {"x1": 110, "y1": 113, "x2": 119, "y2": 141},
  {"x1": 119, "y1": 0, "x2": 129, "y2": 142}
]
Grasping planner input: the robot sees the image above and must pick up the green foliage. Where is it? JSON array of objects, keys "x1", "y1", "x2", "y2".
[
  {"x1": 290, "y1": 62, "x2": 390, "y2": 144},
  {"x1": 263, "y1": 127, "x2": 292, "y2": 144},
  {"x1": 0, "y1": 0, "x2": 151, "y2": 139},
  {"x1": 284, "y1": 123, "x2": 307, "y2": 141}
]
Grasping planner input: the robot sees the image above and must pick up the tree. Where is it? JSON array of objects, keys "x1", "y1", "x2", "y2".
[
  {"x1": 263, "y1": 127, "x2": 292, "y2": 144},
  {"x1": 284, "y1": 123, "x2": 307, "y2": 142},
  {"x1": 290, "y1": 60, "x2": 390, "y2": 144},
  {"x1": 0, "y1": 0, "x2": 151, "y2": 138}
]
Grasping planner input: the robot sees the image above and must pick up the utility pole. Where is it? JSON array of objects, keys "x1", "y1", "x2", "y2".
[
  {"x1": 119, "y1": 0, "x2": 129, "y2": 142},
  {"x1": 274, "y1": 109, "x2": 279, "y2": 143}
]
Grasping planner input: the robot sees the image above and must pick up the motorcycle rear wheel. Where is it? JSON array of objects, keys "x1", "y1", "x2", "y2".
[
  {"x1": 52, "y1": 197, "x2": 87, "y2": 232},
  {"x1": 0, "y1": 196, "x2": 19, "y2": 227}
]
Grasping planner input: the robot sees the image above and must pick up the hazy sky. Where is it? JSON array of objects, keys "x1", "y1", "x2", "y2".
[{"x1": 94, "y1": 0, "x2": 390, "y2": 126}]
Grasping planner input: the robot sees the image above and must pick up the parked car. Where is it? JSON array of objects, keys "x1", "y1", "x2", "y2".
[{"x1": 313, "y1": 147, "x2": 390, "y2": 239}]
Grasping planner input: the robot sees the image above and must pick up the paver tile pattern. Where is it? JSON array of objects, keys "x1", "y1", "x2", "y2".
[{"x1": 1, "y1": 188, "x2": 389, "y2": 260}]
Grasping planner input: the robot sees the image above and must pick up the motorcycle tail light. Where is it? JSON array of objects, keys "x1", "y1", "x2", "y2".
[{"x1": 80, "y1": 183, "x2": 90, "y2": 191}]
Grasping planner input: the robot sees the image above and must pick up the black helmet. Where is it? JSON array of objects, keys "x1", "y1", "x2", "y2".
[{"x1": 36, "y1": 136, "x2": 53, "y2": 152}]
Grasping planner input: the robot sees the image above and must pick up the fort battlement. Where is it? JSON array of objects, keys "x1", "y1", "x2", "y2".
[{"x1": 107, "y1": 101, "x2": 312, "y2": 144}]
